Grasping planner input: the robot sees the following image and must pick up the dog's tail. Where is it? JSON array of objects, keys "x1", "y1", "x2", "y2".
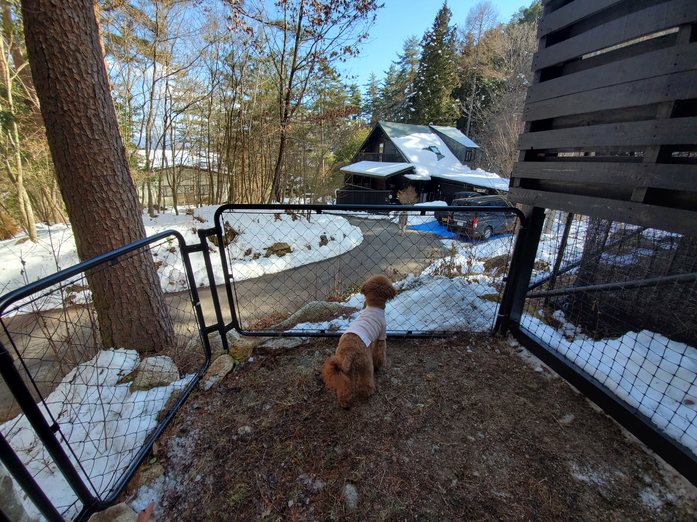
[{"x1": 322, "y1": 355, "x2": 350, "y2": 392}]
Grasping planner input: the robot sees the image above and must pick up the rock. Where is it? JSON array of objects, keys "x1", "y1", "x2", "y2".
[
  {"x1": 298, "y1": 473, "x2": 326, "y2": 494},
  {"x1": 209, "y1": 330, "x2": 242, "y2": 356},
  {"x1": 88, "y1": 503, "x2": 138, "y2": 522},
  {"x1": 130, "y1": 356, "x2": 180, "y2": 391},
  {"x1": 200, "y1": 354, "x2": 235, "y2": 391},
  {"x1": 1, "y1": 463, "x2": 35, "y2": 522},
  {"x1": 185, "y1": 330, "x2": 241, "y2": 361},
  {"x1": 342, "y1": 483, "x2": 358, "y2": 510},
  {"x1": 209, "y1": 221, "x2": 239, "y2": 247},
  {"x1": 238, "y1": 425, "x2": 252, "y2": 436},
  {"x1": 559, "y1": 413, "x2": 575, "y2": 426},
  {"x1": 264, "y1": 242, "x2": 292, "y2": 257},
  {"x1": 276, "y1": 301, "x2": 355, "y2": 329},
  {"x1": 259, "y1": 337, "x2": 308, "y2": 351},
  {"x1": 129, "y1": 463, "x2": 164, "y2": 490}
]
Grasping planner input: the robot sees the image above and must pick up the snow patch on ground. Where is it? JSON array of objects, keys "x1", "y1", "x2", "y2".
[
  {"x1": 0, "y1": 206, "x2": 363, "y2": 314},
  {"x1": 522, "y1": 313, "x2": 697, "y2": 455},
  {"x1": 0, "y1": 349, "x2": 193, "y2": 521}
]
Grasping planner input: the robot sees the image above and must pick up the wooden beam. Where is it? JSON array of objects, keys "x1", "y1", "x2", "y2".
[
  {"x1": 508, "y1": 187, "x2": 697, "y2": 235},
  {"x1": 539, "y1": 0, "x2": 624, "y2": 37},
  {"x1": 533, "y1": 1, "x2": 697, "y2": 70},
  {"x1": 512, "y1": 162, "x2": 697, "y2": 192},
  {"x1": 525, "y1": 70, "x2": 697, "y2": 121},
  {"x1": 519, "y1": 117, "x2": 697, "y2": 150}
]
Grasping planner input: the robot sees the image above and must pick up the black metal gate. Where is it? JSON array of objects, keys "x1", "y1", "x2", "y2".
[
  {"x1": 212, "y1": 204, "x2": 522, "y2": 338},
  {"x1": 0, "y1": 231, "x2": 211, "y2": 521}
]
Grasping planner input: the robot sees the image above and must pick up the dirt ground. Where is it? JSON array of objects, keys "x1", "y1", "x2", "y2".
[{"x1": 126, "y1": 333, "x2": 697, "y2": 521}]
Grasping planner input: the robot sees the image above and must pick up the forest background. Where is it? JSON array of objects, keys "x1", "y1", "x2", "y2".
[{"x1": 0, "y1": 0, "x2": 541, "y2": 243}]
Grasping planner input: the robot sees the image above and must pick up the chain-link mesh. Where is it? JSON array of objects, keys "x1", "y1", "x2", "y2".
[
  {"x1": 0, "y1": 233, "x2": 206, "y2": 520},
  {"x1": 214, "y1": 205, "x2": 519, "y2": 336},
  {"x1": 520, "y1": 212, "x2": 697, "y2": 457}
]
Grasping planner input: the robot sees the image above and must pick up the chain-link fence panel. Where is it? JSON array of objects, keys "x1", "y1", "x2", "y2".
[
  {"x1": 0, "y1": 231, "x2": 209, "y2": 521},
  {"x1": 520, "y1": 212, "x2": 697, "y2": 459},
  {"x1": 213, "y1": 204, "x2": 521, "y2": 337}
]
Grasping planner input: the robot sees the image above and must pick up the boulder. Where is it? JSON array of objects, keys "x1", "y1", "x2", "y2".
[
  {"x1": 130, "y1": 356, "x2": 180, "y2": 392},
  {"x1": 276, "y1": 301, "x2": 355, "y2": 329},
  {"x1": 264, "y1": 242, "x2": 292, "y2": 257},
  {"x1": 88, "y1": 503, "x2": 138, "y2": 522},
  {"x1": 1, "y1": 463, "x2": 35, "y2": 522},
  {"x1": 200, "y1": 354, "x2": 235, "y2": 391}
]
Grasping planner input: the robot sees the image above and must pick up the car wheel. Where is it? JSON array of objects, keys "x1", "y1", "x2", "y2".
[{"x1": 482, "y1": 226, "x2": 493, "y2": 240}]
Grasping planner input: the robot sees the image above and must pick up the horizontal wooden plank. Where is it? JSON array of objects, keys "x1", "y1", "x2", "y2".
[
  {"x1": 508, "y1": 187, "x2": 697, "y2": 235},
  {"x1": 512, "y1": 162, "x2": 697, "y2": 192},
  {"x1": 524, "y1": 70, "x2": 697, "y2": 121},
  {"x1": 526, "y1": 42, "x2": 697, "y2": 104},
  {"x1": 539, "y1": 0, "x2": 623, "y2": 37},
  {"x1": 533, "y1": 0, "x2": 697, "y2": 70},
  {"x1": 519, "y1": 118, "x2": 697, "y2": 150}
]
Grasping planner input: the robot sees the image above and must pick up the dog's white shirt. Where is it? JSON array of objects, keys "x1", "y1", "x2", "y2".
[{"x1": 344, "y1": 306, "x2": 386, "y2": 347}]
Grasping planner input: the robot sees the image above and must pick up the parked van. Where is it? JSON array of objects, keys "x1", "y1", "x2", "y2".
[
  {"x1": 447, "y1": 195, "x2": 516, "y2": 240},
  {"x1": 434, "y1": 192, "x2": 480, "y2": 224}
]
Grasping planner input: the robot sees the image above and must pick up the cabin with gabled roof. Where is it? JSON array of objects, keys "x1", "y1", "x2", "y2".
[{"x1": 337, "y1": 121, "x2": 508, "y2": 204}]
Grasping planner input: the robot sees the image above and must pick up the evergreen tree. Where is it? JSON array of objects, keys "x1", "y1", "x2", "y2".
[
  {"x1": 363, "y1": 72, "x2": 381, "y2": 124},
  {"x1": 408, "y1": 3, "x2": 458, "y2": 125},
  {"x1": 391, "y1": 36, "x2": 420, "y2": 122},
  {"x1": 379, "y1": 64, "x2": 401, "y2": 121}
]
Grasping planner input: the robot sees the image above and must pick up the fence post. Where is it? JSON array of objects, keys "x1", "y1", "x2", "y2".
[
  {"x1": 0, "y1": 343, "x2": 97, "y2": 512},
  {"x1": 197, "y1": 228, "x2": 231, "y2": 351},
  {"x1": 495, "y1": 205, "x2": 546, "y2": 333}
]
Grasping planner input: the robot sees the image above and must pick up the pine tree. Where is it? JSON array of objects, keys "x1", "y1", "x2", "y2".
[
  {"x1": 379, "y1": 64, "x2": 400, "y2": 121},
  {"x1": 379, "y1": 36, "x2": 420, "y2": 123},
  {"x1": 408, "y1": 3, "x2": 458, "y2": 125},
  {"x1": 363, "y1": 72, "x2": 381, "y2": 125}
]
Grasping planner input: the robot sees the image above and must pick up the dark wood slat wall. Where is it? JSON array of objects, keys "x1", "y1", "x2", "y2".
[{"x1": 511, "y1": 0, "x2": 697, "y2": 234}]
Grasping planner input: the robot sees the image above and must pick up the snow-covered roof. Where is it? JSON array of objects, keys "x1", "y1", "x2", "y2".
[
  {"x1": 135, "y1": 149, "x2": 219, "y2": 171},
  {"x1": 340, "y1": 161, "x2": 414, "y2": 178},
  {"x1": 431, "y1": 171, "x2": 509, "y2": 192},
  {"x1": 388, "y1": 129, "x2": 508, "y2": 191},
  {"x1": 429, "y1": 125, "x2": 479, "y2": 149},
  {"x1": 379, "y1": 121, "x2": 432, "y2": 139}
]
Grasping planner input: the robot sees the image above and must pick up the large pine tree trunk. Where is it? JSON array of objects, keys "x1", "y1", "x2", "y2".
[{"x1": 21, "y1": 0, "x2": 175, "y2": 352}]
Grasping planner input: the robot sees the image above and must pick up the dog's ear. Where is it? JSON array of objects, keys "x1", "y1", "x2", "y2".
[{"x1": 385, "y1": 282, "x2": 397, "y2": 301}]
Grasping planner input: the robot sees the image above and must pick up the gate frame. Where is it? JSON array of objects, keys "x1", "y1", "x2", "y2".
[
  {"x1": 213, "y1": 203, "x2": 525, "y2": 339},
  {"x1": 0, "y1": 230, "x2": 212, "y2": 521}
]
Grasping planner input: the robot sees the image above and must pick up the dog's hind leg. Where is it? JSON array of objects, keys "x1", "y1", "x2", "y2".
[
  {"x1": 355, "y1": 355, "x2": 375, "y2": 397},
  {"x1": 372, "y1": 340, "x2": 386, "y2": 371}
]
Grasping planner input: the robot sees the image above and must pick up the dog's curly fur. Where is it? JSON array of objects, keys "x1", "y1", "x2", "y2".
[{"x1": 322, "y1": 275, "x2": 397, "y2": 408}]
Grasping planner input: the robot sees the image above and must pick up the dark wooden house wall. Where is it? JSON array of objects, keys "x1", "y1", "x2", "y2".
[
  {"x1": 510, "y1": 0, "x2": 697, "y2": 235},
  {"x1": 355, "y1": 127, "x2": 404, "y2": 163},
  {"x1": 431, "y1": 129, "x2": 477, "y2": 164}
]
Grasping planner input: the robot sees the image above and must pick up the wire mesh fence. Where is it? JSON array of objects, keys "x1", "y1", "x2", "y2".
[
  {"x1": 0, "y1": 231, "x2": 208, "y2": 521},
  {"x1": 519, "y1": 212, "x2": 697, "y2": 458},
  {"x1": 213, "y1": 204, "x2": 521, "y2": 337}
]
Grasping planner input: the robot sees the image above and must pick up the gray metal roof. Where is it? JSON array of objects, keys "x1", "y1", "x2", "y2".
[{"x1": 429, "y1": 125, "x2": 480, "y2": 149}]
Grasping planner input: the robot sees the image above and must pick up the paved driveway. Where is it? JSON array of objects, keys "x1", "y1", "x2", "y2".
[{"x1": 196, "y1": 215, "x2": 447, "y2": 330}]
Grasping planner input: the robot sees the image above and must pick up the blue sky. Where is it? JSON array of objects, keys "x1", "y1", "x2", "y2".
[{"x1": 341, "y1": 0, "x2": 533, "y2": 88}]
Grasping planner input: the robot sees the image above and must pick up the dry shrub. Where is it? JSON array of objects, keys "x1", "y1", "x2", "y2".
[
  {"x1": 396, "y1": 186, "x2": 418, "y2": 204},
  {"x1": 0, "y1": 211, "x2": 20, "y2": 239}
]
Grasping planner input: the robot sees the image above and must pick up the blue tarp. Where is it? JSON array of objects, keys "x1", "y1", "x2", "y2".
[
  {"x1": 408, "y1": 220, "x2": 513, "y2": 242},
  {"x1": 408, "y1": 220, "x2": 459, "y2": 238}
]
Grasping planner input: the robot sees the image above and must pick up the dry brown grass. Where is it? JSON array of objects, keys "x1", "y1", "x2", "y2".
[{"x1": 128, "y1": 334, "x2": 697, "y2": 521}]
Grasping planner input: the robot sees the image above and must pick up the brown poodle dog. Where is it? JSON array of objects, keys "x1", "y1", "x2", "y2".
[{"x1": 322, "y1": 275, "x2": 397, "y2": 408}]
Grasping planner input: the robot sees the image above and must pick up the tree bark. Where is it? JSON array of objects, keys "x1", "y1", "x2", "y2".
[{"x1": 21, "y1": 0, "x2": 175, "y2": 352}]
